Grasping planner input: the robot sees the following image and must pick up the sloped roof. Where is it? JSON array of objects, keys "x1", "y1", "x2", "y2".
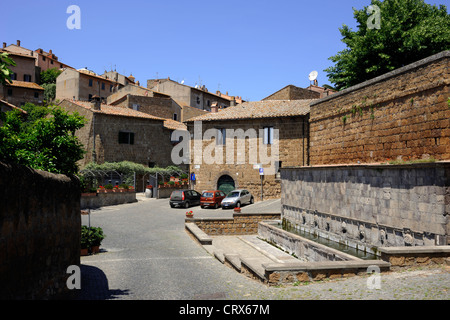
[
  {"x1": 5, "y1": 80, "x2": 44, "y2": 90},
  {"x1": 185, "y1": 99, "x2": 313, "y2": 122},
  {"x1": 163, "y1": 119, "x2": 187, "y2": 131},
  {"x1": 63, "y1": 100, "x2": 166, "y2": 121}
]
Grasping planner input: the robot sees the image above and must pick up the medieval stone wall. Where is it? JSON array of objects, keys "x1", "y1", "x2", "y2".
[
  {"x1": 0, "y1": 162, "x2": 81, "y2": 299},
  {"x1": 309, "y1": 51, "x2": 450, "y2": 165}
]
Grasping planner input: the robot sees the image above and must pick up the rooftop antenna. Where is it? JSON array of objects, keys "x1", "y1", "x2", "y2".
[{"x1": 308, "y1": 70, "x2": 318, "y2": 92}]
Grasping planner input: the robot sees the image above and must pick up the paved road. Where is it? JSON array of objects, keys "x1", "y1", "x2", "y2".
[{"x1": 78, "y1": 195, "x2": 450, "y2": 301}]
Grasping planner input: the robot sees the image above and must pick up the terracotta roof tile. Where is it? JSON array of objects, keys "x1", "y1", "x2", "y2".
[
  {"x1": 65, "y1": 100, "x2": 166, "y2": 121},
  {"x1": 163, "y1": 119, "x2": 187, "y2": 131},
  {"x1": 185, "y1": 99, "x2": 313, "y2": 122},
  {"x1": 5, "y1": 80, "x2": 44, "y2": 90}
]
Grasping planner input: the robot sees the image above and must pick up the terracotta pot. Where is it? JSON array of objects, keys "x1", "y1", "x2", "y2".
[
  {"x1": 91, "y1": 246, "x2": 100, "y2": 254},
  {"x1": 81, "y1": 248, "x2": 89, "y2": 256},
  {"x1": 186, "y1": 214, "x2": 194, "y2": 218}
]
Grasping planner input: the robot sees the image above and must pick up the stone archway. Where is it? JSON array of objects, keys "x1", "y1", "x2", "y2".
[{"x1": 217, "y1": 174, "x2": 235, "y2": 195}]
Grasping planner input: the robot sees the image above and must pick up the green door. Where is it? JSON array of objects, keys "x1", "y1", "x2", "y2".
[{"x1": 217, "y1": 175, "x2": 235, "y2": 196}]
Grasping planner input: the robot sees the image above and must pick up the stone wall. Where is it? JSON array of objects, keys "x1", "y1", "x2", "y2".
[
  {"x1": 309, "y1": 50, "x2": 450, "y2": 165},
  {"x1": 262, "y1": 85, "x2": 320, "y2": 100},
  {"x1": 190, "y1": 213, "x2": 280, "y2": 235},
  {"x1": 0, "y1": 162, "x2": 81, "y2": 299},
  {"x1": 80, "y1": 191, "x2": 137, "y2": 209},
  {"x1": 281, "y1": 163, "x2": 450, "y2": 249}
]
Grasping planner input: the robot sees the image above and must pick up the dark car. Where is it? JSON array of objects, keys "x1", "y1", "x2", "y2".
[
  {"x1": 169, "y1": 189, "x2": 201, "y2": 208},
  {"x1": 200, "y1": 190, "x2": 226, "y2": 209}
]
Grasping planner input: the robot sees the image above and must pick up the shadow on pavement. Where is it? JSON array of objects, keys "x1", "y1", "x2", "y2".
[{"x1": 74, "y1": 265, "x2": 130, "y2": 300}]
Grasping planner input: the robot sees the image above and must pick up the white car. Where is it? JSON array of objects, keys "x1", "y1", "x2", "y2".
[{"x1": 221, "y1": 189, "x2": 254, "y2": 209}]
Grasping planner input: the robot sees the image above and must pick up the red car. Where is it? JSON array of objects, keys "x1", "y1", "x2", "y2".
[{"x1": 200, "y1": 190, "x2": 227, "y2": 209}]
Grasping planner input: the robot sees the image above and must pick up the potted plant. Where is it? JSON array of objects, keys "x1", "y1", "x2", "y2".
[
  {"x1": 104, "y1": 184, "x2": 114, "y2": 193},
  {"x1": 186, "y1": 210, "x2": 194, "y2": 218},
  {"x1": 119, "y1": 183, "x2": 129, "y2": 192},
  {"x1": 80, "y1": 225, "x2": 91, "y2": 256},
  {"x1": 97, "y1": 185, "x2": 106, "y2": 193},
  {"x1": 90, "y1": 226, "x2": 105, "y2": 254}
]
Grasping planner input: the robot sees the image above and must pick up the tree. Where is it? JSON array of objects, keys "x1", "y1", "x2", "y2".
[
  {"x1": 40, "y1": 68, "x2": 61, "y2": 103},
  {"x1": 0, "y1": 52, "x2": 16, "y2": 85},
  {"x1": 0, "y1": 106, "x2": 86, "y2": 175},
  {"x1": 40, "y1": 68, "x2": 62, "y2": 85},
  {"x1": 325, "y1": 0, "x2": 450, "y2": 90}
]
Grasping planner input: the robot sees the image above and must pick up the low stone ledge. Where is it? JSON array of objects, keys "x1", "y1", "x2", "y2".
[
  {"x1": 378, "y1": 246, "x2": 450, "y2": 268},
  {"x1": 263, "y1": 260, "x2": 390, "y2": 286},
  {"x1": 263, "y1": 260, "x2": 390, "y2": 272},
  {"x1": 378, "y1": 246, "x2": 450, "y2": 255},
  {"x1": 185, "y1": 223, "x2": 213, "y2": 245}
]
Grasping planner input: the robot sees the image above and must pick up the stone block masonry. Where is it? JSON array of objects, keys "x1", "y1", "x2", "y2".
[
  {"x1": 309, "y1": 51, "x2": 450, "y2": 165},
  {"x1": 188, "y1": 213, "x2": 280, "y2": 235},
  {"x1": 0, "y1": 162, "x2": 81, "y2": 299},
  {"x1": 281, "y1": 162, "x2": 450, "y2": 250}
]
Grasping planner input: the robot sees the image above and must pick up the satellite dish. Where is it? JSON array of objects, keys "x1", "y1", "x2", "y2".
[{"x1": 308, "y1": 71, "x2": 318, "y2": 81}]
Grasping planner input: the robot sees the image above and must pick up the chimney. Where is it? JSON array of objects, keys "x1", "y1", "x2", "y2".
[
  {"x1": 16, "y1": 40, "x2": 21, "y2": 47},
  {"x1": 211, "y1": 102, "x2": 218, "y2": 113},
  {"x1": 3, "y1": 42, "x2": 6, "y2": 48},
  {"x1": 230, "y1": 97, "x2": 236, "y2": 107},
  {"x1": 91, "y1": 95, "x2": 101, "y2": 111}
]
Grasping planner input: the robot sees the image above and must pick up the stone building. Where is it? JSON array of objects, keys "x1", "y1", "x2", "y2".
[
  {"x1": 59, "y1": 99, "x2": 185, "y2": 169},
  {"x1": 3, "y1": 40, "x2": 73, "y2": 74},
  {"x1": 184, "y1": 99, "x2": 313, "y2": 199},
  {"x1": 0, "y1": 49, "x2": 44, "y2": 106},
  {"x1": 56, "y1": 68, "x2": 122, "y2": 103},
  {"x1": 147, "y1": 78, "x2": 241, "y2": 111}
]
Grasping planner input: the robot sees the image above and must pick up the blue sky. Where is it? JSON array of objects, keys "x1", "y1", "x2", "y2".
[{"x1": 1, "y1": 0, "x2": 447, "y2": 101}]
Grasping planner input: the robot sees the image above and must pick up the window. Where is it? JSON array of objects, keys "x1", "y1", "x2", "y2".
[
  {"x1": 216, "y1": 128, "x2": 226, "y2": 145},
  {"x1": 89, "y1": 79, "x2": 93, "y2": 87},
  {"x1": 118, "y1": 131, "x2": 135, "y2": 145},
  {"x1": 88, "y1": 94, "x2": 93, "y2": 101},
  {"x1": 7, "y1": 89, "x2": 12, "y2": 96},
  {"x1": 34, "y1": 92, "x2": 39, "y2": 98},
  {"x1": 50, "y1": 60, "x2": 53, "y2": 65},
  {"x1": 101, "y1": 82, "x2": 105, "y2": 90},
  {"x1": 42, "y1": 56, "x2": 46, "y2": 61},
  {"x1": 196, "y1": 96, "x2": 200, "y2": 105},
  {"x1": 132, "y1": 104, "x2": 139, "y2": 111},
  {"x1": 23, "y1": 74, "x2": 32, "y2": 82},
  {"x1": 10, "y1": 73, "x2": 16, "y2": 80},
  {"x1": 263, "y1": 126, "x2": 274, "y2": 145},
  {"x1": 110, "y1": 85, "x2": 113, "y2": 92},
  {"x1": 173, "y1": 113, "x2": 177, "y2": 121}
]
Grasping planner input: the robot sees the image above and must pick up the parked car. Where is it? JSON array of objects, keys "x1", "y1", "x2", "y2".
[
  {"x1": 221, "y1": 189, "x2": 254, "y2": 209},
  {"x1": 169, "y1": 189, "x2": 201, "y2": 208},
  {"x1": 200, "y1": 190, "x2": 227, "y2": 209}
]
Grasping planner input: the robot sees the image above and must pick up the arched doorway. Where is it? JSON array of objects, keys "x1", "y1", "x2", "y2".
[{"x1": 217, "y1": 175, "x2": 235, "y2": 195}]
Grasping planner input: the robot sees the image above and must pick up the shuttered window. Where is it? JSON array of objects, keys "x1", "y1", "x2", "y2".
[{"x1": 118, "y1": 132, "x2": 135, "y2": 145}]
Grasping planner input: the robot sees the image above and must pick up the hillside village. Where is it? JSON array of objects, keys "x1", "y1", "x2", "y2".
[
  {"x1": 1, "y1": 37, "x2": 449, "y2": 300},
  {"x1": 0, "y1": 39, "x2": 336, "y2": 193}
]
